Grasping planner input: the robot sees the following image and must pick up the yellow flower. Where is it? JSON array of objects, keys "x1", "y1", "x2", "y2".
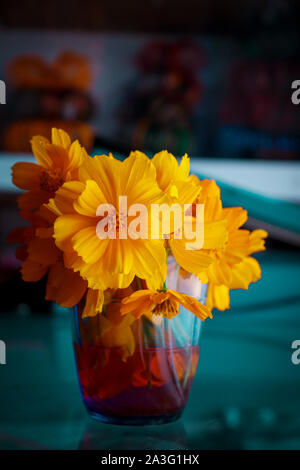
[
  {"x1": 188, "y1": 177, "x2": 267, "y2": 311},
  {"x1": 199, "y1": 207, "x2": 267, "y2": 286},
  {"x1": 50, "y1": 152, "x2": 168, "y2": 290},
  {"x1": 121, "y1": 289, "x2": 212, "y2": 321},
  {"x1": 150, "y1": 157, "x2": 228, "y2": 276},
  {"x1": 12, "y1": 128, "x2": 88, "y2": 210}
]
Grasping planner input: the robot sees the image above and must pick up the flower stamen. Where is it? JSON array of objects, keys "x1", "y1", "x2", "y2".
[
  {"x1": 40, "y1": 170, "x2": 64, "y2": 193},
  {"x1": 153, "y1": 298, "x2": 179, "y2": 318}
]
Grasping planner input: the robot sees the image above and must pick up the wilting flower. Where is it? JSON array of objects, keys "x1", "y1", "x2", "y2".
[
  {"x1": 12, "y1": 128, "x2": 87, "y2": 210},
  {"x1": 50, "y1": 152, "x2": 168, "y2": 291},
  {"x1": 121, "y1": 289, "x2": 212, "y2": 321}
]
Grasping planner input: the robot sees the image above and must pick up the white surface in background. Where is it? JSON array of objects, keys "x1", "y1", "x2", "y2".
[
  {"x1": 1, "y1": 154, "x2": 300, "y2": 203},
  {"x1": 191, "y1": 159, "x2": 300, "y2": 203}
]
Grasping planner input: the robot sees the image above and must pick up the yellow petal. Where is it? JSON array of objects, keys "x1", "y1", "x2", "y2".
[
  {"x1": 48, "y1": 181, "x2": 86, "y2": 215},
  {"x1": 122, "y1": 151, "x2": 157, "y2": 193},
  {"x1": 207, "y1": 284, "x2": 230, "y2": 311},
  {"x1": 79, "y1": 154, "x2": 121, "y2": 204},
  {"x1": 45, "y1": 144, "x2": 70, "y2": 173},
  {"x1": 170, "y1": 238, "x2": 213, "y2": 275},
  {"x1": 31, "y1": 136, "x2": 52, "y2": 168},
  {"x1": 100, "y1": 239, "x2": 133, "y2": 275},
  {"x1": 51, "y1": 128, "x2": 71, "y2": 149},
  {"x1": 82, "y1": 289, "x2": 104, "y2": 318},
  {"x1": 223, "y1": 207, "x2": 248, "y2": 231},
  {"x1": 130, "y1": 239, "x2": 166, "y2": 280},
  {"x1": 225, "y1": 229, "x2": 251, "y2": 262},
  {"x1": 54, "y1": 214, "x2": 94, "y2": 251},
  {"x1": 203, "y1": 219, "x2": 228, "y2": 249},
  {"x1": 176, "y1": 180, "x2": 201, "y2": 206},
  {"x1": 146, "y1": 263, "x2": 167, "y2": 290},
  {"x1": 67, "y1": 140, "x2": 87, "y2": 173},
  {"x1": 248, "y1": 229, "x2": 268, "y2": 254},
  {"x1": 169, "y1": 290, "x2": 212, "y2": 320},
  {"x1": 207, "y1": 259, "x2": 232, "y2": 285},
  {"x1": 178, "y1": 153, "x2": 190, "y2": 179},
  {"x1": 71, "y1": 226, "x2": 109, "y2": 264},
  {"x1": 74, "y1": 180, "x2": 107, "y2": 217},
  {"x1": 152, "y1": 150, "x2": 179, "y2": 191},
  {"x1": 229, "y1": 256, "x2": 261, "y2": 289}
]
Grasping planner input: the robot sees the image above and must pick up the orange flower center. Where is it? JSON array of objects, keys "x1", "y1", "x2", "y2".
[{"x1": 40, "y1": 170, "x2": 64, "y2": 194}]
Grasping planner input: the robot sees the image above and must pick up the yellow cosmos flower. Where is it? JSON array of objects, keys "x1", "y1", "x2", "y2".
[
  {"x1": 12, "y1": 128, "x2": 88, "y2": 210},
  {"x1": 148, "y1": 160, "x2": 227, "y2": 277},
  {"x1": 189, "y1": 177, "x2": 268, "y2": 311},
  {"x1": 121, "y1": 289, "x2": 212, "y2": 321},
  {"x1": 50, "y1": 152, "x2": 169, "y2": 291},
  {"x1": 131, "y1": 150, "x2": 200, "y2": 205},
  {"x1": 199, "y1": 207, "x2": 267, "y2": 286}
]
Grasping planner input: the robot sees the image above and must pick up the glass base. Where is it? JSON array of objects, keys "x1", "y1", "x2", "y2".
[{"x1": 88, "y1": 409, "x2": 183, "y2": 426}]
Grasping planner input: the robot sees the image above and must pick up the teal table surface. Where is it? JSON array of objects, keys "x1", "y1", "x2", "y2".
[{"x1": 0, "y1": 250, "x2": 300, "y2": 450}]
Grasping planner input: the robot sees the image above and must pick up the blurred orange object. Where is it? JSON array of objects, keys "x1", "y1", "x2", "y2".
[
  {"x1": 7, "y1": 52, "x2": 92, "y2": 91},
  {"x1": 3, "y1": 119, "x2": 94, "y2": 153}
]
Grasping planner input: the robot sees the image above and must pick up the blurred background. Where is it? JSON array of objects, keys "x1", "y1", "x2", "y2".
[
  {"x1": 0, "y1": 0, "x2": 300, "y2": 450},
  {"x1": 1, "y1": 0, "x2": 300, "y2": 158}
]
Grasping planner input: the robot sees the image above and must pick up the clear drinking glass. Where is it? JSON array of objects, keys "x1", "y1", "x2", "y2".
[{"x1": 72, "y1": 257, "x2": 207, "y2": 425}]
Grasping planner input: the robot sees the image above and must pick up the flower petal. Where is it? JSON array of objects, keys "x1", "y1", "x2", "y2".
[
  {"x1": 54, "y1": 214, "x2": 94, "y2": 252},
  {"x1": 67, "y1": 139, "x2": 87, "y2": 173},
  {"x1": 31, "y1": 136, "x2": 52, "y2": 168},
  {"x1": 74, "y1": 180, "x2": 107, "y2": 217},
  {"x1": 169, "y1": 290, "x2": 212, "y2": 320},
  {"x1": 21, "y1": 259, "x2": 48, "y2": 282},
  {"x1": 71, "y1": 226, "x2": 109, "y2": 264},
  {"x1": 17, "y1": 189, "x2": 50, "y2": 210},
  {"x1": 223, "y1": 207, "x2": 248, "y2": 231},
  {"x1": 48, "y1": 181, "x2": 86, "y2": 215},
  {"x1": 82, "y1": 289, "x2": 104, "y2": 318},
  {"x1": 27, "y1": 237, "x2": 60, "y2": 266},
  {"x1": 12, "y1": 162, "x2": 42, "y2": 190},
  {"x1": 46, "y1": 264, "x2": 87, "y2": 308},
  {"x1": 170, "y1": 238, "x2": 213, "y2": 275},
  {"x1": 51, "y1": 128, "x2": 71, "y2": 149},
  {"x1": 207, "y1": 284, "x2": 230, "y2": 311}
]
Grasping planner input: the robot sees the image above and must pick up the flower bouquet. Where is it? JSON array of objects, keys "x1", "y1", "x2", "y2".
[{"x1": 9, "y1": 128, "x2": 267, "y2": 424}]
